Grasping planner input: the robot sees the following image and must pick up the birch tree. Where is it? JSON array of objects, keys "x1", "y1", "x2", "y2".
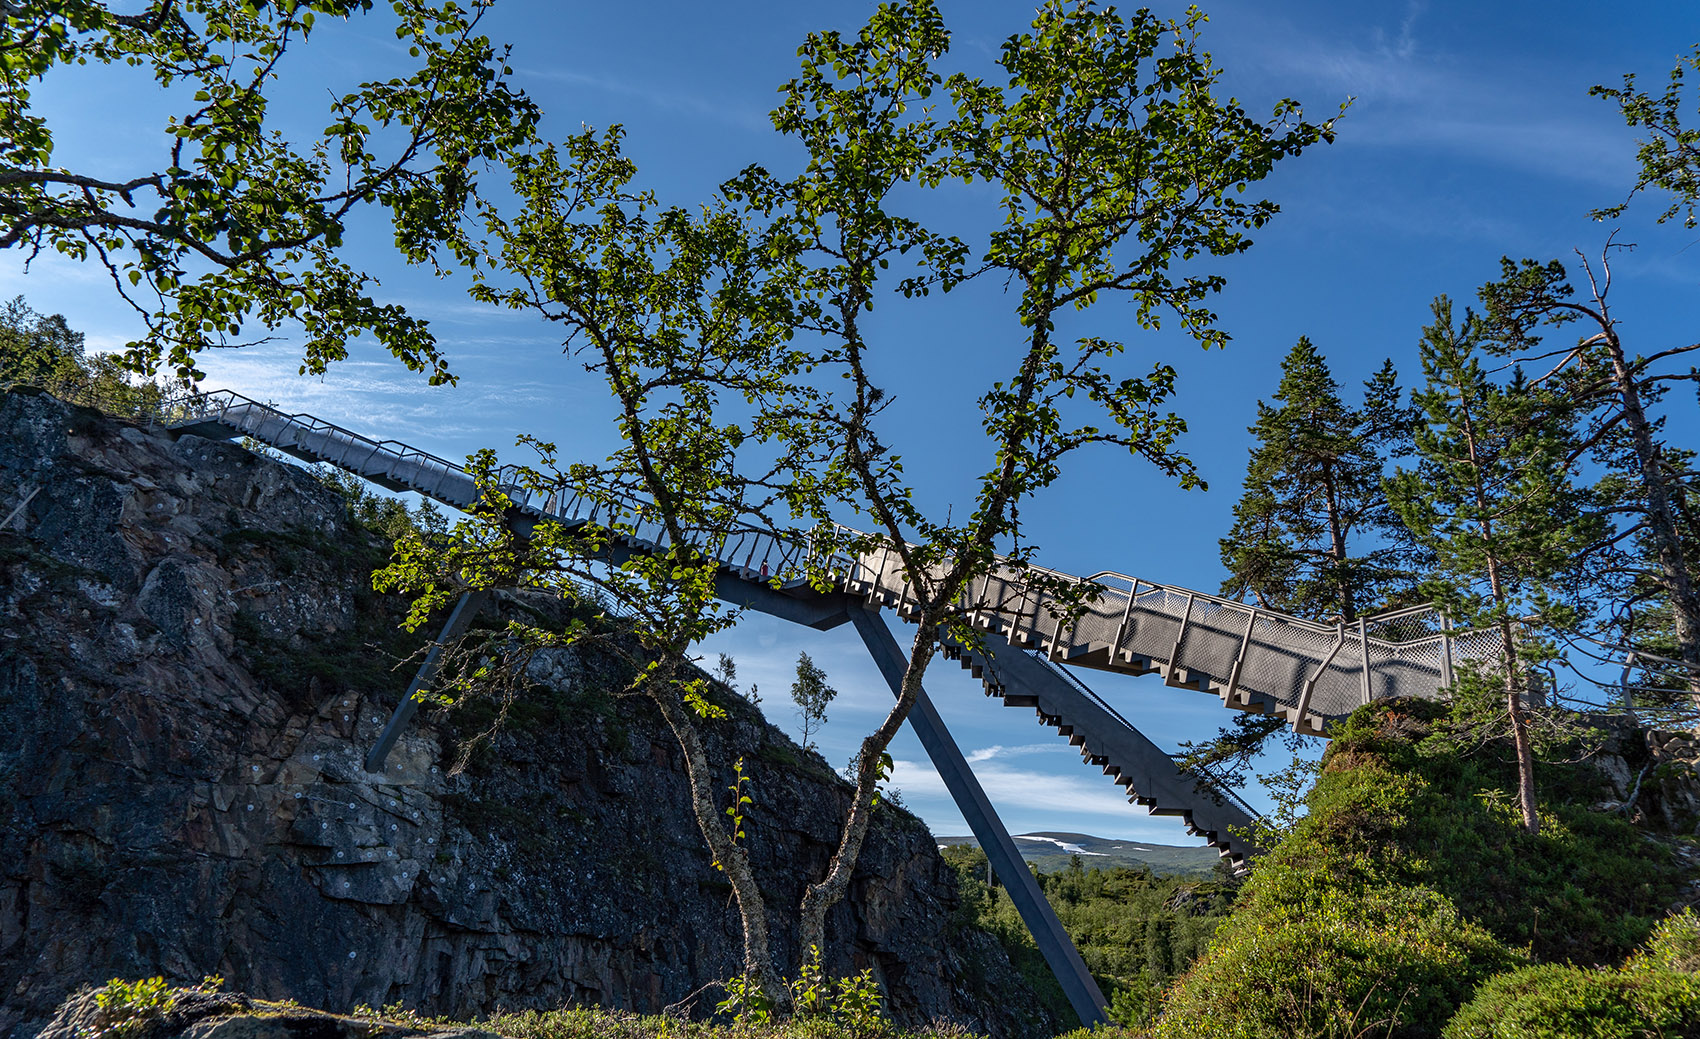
[
  {"x1": 1, "y1": 0, "x2": 539, "y2": 383},
  {"x1": 383, "y1": 0, "x2": 1337, "y2": 1008},
  {"x1": 1591, "y1": 44, "x2": 1700, "y2": 229}
]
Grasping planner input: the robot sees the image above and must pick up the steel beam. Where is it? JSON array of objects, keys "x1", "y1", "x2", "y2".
[
  {"x1": 847, "y1": 606, "x2": 1109, "y2": 1028},
  {"x1": 365, "y1": 589, "x2": 493, "y2": 772}
]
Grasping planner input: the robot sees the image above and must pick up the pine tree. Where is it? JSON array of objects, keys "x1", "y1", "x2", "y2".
[
  {"x1": 1220, "y1": 337, "x2": 1417, "y2": 622},
  {"x1": 1386, "y1": 298, "x2": 1604, "y2": 833},
  {"x1": 1478, "y1": 253, "x2": 1700, "y2": 697},
  {"x1": 1193, "y1": 341, "x2": 1419, "y2": 785}
]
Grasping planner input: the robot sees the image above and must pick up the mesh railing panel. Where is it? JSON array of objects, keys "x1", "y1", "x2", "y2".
[
  {"x1": 1122, "y1": 587, "x2": 1188, "y2": 664},
  {"x1": 1174, "y1": 598, "x2": 1253, "y2": 685},
  {"x1": 1239, "y1": 615, "x2": 1337, "y2": 710},
  {"x1": 1310, "y1": 637, "x2": 1367, "y2": 718},
  {"x1": 168, "y1": 388, "x2": 1508, "y2": 727}
]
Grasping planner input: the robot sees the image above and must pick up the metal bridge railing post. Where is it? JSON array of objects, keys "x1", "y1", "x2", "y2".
[
  {"x1": 1225, "y1": 605, "x2": 1258, "y2": 703},
  {"x1": 1293, "y1": 624, "x2": 1347, "y2": 731},
  {"x1": 1166, "y1": 591, "x2": 1196, "y2": 680},
  {"x1": 1358, "y1": 617, "x2": 1372, "y2": 706},
  {"x1": 1110, "y1": 578, "x2": 1138, "y2": 664},
  {"x1": 1440, "y1": 615, "x2": 1455, "y2": 690}
]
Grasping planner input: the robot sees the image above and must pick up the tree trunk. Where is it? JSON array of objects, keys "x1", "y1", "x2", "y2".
[
  {"x1": 1501, "y1": 624, "x2": 1541, "y2": 834},
  {"x1": 1599, "y1": 332, "x2": 1700, "y2": 698},
  {"x1": 796, "y1": 617, "x2": 937, "y2": 968},
  {"x1": 1320, "y1": 461, "x2": 1356, "y2": 621},
  {"x1": 649, "y1": 681, "x2": 785, "y2": 1008},
  {"x1": 1460, "y1": 377, "x2": 1540, "y2": 835}
]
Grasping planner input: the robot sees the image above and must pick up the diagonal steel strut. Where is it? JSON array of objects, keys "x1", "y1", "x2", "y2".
[
  {"x1": 365, "y1": 589, "x2": 493, "y2": 772},
  {"x1": 848, "y1": 605, "x2": 1109, "y2": 1028}
]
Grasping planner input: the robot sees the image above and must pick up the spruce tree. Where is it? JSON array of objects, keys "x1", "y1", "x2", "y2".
[
  {"x1": 1219, "y1": 337, "x2": 1416, "y2": 622},
  {"x1": 1386, "y1": 298, "x2": 1603, "y2": 833},
  {"x1": 1195, "y1": 340, "x2": 1418, "y2": 785}
]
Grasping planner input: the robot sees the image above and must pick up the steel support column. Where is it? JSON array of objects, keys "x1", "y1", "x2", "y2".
[
  {"x1": 848, "y1": 605, "x2": 1109, "y2": 1028},
  {"x1": 365, "y1": 589, "x2": 493, "y2": 772}
]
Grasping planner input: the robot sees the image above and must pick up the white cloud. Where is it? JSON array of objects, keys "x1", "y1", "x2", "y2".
[
  {"x1": 517, "y1": 66, "x2": 771, "y2": 133},
  {"x1": 965, "y1": 742, "x2": 1071, "y2": 763},
  {"x1": 1243, "y1": 9, "x2": 1635, "y2": 188},
  {"x1": 887, "y1": 755, "x2": 1205, "y2": 844}
]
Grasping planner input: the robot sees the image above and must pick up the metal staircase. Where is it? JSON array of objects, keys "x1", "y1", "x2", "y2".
[
  {"x1": 941, "y1": 628, "x2": 1261, "y2": 864},
  {"x1": 160, "y1": 387, "x2": 1500, "y2": 1026},
  {"x1": 164, "y1": 389, "x2": 1496, "y2": 849}
]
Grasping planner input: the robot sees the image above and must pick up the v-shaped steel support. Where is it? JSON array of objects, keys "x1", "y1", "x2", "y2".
[
  {"x1": 848, "y1": 605, "x2": 1109, "y2": 1028},
  {"x1": 365, "y1": 589, "x2": 493, "y2": 773}
]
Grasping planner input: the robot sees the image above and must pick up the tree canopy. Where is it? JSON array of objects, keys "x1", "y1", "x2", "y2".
[
  {"x1": 376, "y1": 0, "x2": 1339, "y2": 1013},
  {"x1": 1, "y1": 0, "x2": 539, "y2": 383},
  {"x1": 1219, "y1": 336, "x2": 1416, "y2": 622}
]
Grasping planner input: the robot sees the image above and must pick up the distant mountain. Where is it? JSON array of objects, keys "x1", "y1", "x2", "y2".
[{"x1": 937, "y1": 831, "x2": 1222, "y2": 877}]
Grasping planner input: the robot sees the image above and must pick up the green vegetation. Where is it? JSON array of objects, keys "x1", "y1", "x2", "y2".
[
  {"x1": 1443, "y1": 911, "x2": 1700, "y2": 1039},
  {"x1": 89, "y1": 976, "x2": 224, "y2": 1038},
  {"x1": 0, "y1": 296, "x2": 179, "y2": 418},
  {"x1": 942, "y1": 845, "x2": 1239, "y2": 1029},
  {"x1": 1219, "y1": 337, "x2": 1417, "y2": 625},
  {"x1": 1152, "y1": 698, "x2": 1687, "y2": 1038},
  {"x1": 2, "y1": 1, "x2": 538, "y2": 383},
  {"x1": 485, "y1": 1005, "x2": 948, "y2": 1039},
  {"x1": 791, "y1": 652, "x2": 838, "y2": 754},
  {"x1": 93, "y1": 976, "x2": 175, "y2": 1031}
]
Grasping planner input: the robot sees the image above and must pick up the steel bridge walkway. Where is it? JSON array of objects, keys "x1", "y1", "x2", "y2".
[{"x1": 165, "y1": 389, "x2": 1491, "y2": 1025}]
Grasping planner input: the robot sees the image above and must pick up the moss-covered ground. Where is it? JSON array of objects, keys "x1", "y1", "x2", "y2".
[{"x1": 1149, "y1": 697, "x2": 1697, "y2": 1039}]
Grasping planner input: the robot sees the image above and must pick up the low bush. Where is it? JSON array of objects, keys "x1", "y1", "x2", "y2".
[
  {"x1": 1154, "y1": 885, "x2": 1513, "y2": 1039},
  {"x1": 1148, "y1": 698, "x2": 1684, "y2": 1038},
  {"x1": 1441, "y1": 963, "x2": 1700, "y2": 1039}
]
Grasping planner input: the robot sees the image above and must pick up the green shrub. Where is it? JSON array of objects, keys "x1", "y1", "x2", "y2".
[
  {"x1": 485, "y1": 1005, "x2": 979, "y2": 1039},
  {"x1": 1148, "y1": 699, "x2": 1684, "y2": 1039},
  {"x1": 1441, "y1": 962, "x2": 1700, "y2": 1039},
  {"x1": 1154, "y1": 885, "x2": 1513, "y2": 1039},
  {"x1": 94, "y1": 976, "x2": 175, "y2": 1029},
  {"x1": 1631, "y1": 908, "x2": 1700, "y2": 974}
]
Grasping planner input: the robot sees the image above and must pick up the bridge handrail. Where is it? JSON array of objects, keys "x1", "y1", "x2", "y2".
[{"x1": 163, "y1": 388, "x2": 1495, "y2": 722}]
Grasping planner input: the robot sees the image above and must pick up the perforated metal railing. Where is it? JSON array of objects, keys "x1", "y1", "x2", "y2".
[{"x1": 165, "y1": 388, "x2": 1497, "y2": 733}]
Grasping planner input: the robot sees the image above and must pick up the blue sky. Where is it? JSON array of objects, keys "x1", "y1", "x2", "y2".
[{"x1": 7, "y1": 1, "x2": 1699, "y2": 845}]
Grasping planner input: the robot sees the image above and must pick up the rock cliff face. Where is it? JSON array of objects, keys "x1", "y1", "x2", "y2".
[
  {"x1": 1590, "y1": 720, "x2": 1700, "y2": 836},
  {"x1": 0, "y1": 390, "x2": 1055, "y2": 1039}
]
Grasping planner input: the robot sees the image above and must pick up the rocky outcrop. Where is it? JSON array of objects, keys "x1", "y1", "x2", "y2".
[
  {"x1": 1587, "y1": 718, "x2": 1700, "y2": 834},
  {"x1": 0, "y1": 390, "x2": 1054, "y2": 1039}
]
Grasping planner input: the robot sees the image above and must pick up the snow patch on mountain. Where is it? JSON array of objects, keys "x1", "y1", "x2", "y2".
[{"x1": 1013, "y1": 834, "x2": 1106, "y2": 856}]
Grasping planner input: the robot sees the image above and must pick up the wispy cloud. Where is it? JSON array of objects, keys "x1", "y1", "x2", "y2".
[
  {"x1": 1372, "y1": 0, "x2": 1426, "y2": 62},
  {"x1": 518, "y1": 66, "x2": 772, "y2": 134},
  {"x1": 965, "y1": 742, "x2": 1071, "y2": 764},
  {"x1": 887, "y1": 756, "x2": 1206, "y2": 844},
  {"x1": 1247, "y1": 8, "x2": 1634, "y2": 188}
]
